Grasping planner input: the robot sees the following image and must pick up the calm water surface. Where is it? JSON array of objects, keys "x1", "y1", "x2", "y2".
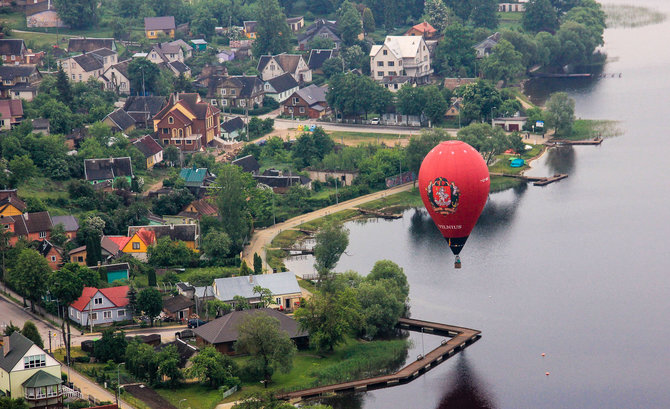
[{"x1": 287, "y1": 1, "x2": 670, "y2": 407}]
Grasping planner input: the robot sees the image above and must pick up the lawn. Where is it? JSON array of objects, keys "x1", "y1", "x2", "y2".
[
  {"x1": 497, "y1": 11, "x2": 523, "y2": 30},
  {"x1": 328, "y1": 130, "x2": 406, "y2": 146},
  {"x1": 298, "y1": 208, "x2": 359, "y2": 231},
  {"x1": 156, "y1": 384, "x2": 223, "y2": 409},
  {"x1": 569, "y1": 119, "x2": 621, "y2": 141},
  {"x1": 358, "y1": 188, "x2": 422, "y2": 211}
]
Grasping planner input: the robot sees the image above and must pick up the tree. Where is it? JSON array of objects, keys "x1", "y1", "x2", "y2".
[
  {"x1": 233, "y1": 295, "x2": 251, "y2": 311},
  {"x1": 53, "y1": 0, "x2": 98, "y2": 29},
  {"x1": 207, "y1": 299, "x2": 232, "y2": 318},
  {"x1": 8, "y1": 155, "x2": 37, "y2": 185},
  {"x1": 92, "y1": 329, "x2": 127, "y2": 363},
  {"x1": 192, "y1": 5, "x2": 218, "y2": 40},
  {"x1": 85, "y1": 232, "x2": 102, "y2": 267},
  {"x1": 457, "y1": 123, "x2": 522, "y2": 164},
  {"x1": 163, "y1": 145, "x2": 180, "y2": 167},
  {"x1": 0, "y1": 397, "x2": 29, "y2": 409},
  {"x1": 127, "y1": 59, "x2": 160, "y2": 95},
  {"x1": 309, "y1": 36, "x2": 336, "y2": 50},
  {"x1": 362, "y1": 7, "x2": 375, "y2": 34},
  {"x1": 433, "y1": 23, "x2": 477, "y2": 78},
  {"x1": 523, "y1": 0, "x2": 559, "y2": 33},
  {"x1": 468, "y1": 0, "x2": 498, "y2": 29},
  {"x1": 49, "y1": 223, "x2": 68, "y2": 247},
  {"x1": 147, "y1": 237, "x2": 198, "y2": 267},
  {"x1": 545, "y1": 92, "x2": 575, "y2": 136},
  {"x1": 189, "y1": 346, "x2": 240, "y2": 388},
  {"x1": 253, "y1": 253, "x2": 263, "y2": 275},
  {"x1": 313, "y1": 223, "x2": 349, "y2": 285},
  {"x1": 550, "y1": 0, "x2": 581, "y2": 15},
  {"x1": 455, "y1": 79, "x2": 503, "y2": 124},
  {"x1": 8, "y1": 249, "x2": 49, "y2": 312},
  {"x1": 157, "y1": 345, "x2": 184, "y2": 387},
  {"x1": 481, "y1": 39, "x2": 525, "y2": 86},
  {"x1": 137, "y1": 288, "x2": 163, "y2": 326},
  {"x1": 3, "y1": 322, "x2": 20, "y2": 336},
  {"x1": 424, "y1": 0, "x2": 451, "y2": 33},
  {"x1": 253, "y1": 286, "x2": 273, "y2": 308},
  {"x1": 295, "y1": 288, "x2": 361, "y2": 352},
  {"x1": 253, "y1": 0, "x2": 292, "y2": 57},
  {"x1": 216, "y1": 165, "x2": 252, "y2": 253},
  {"x1": 21, "y1": 321, "x2": 43, "y2": 349},
  {"x1": 367, "y1": 260, "x2": 410, "y2": 299},
  {"x1": 421, "y1": 86, "x2": 448, "y2": 125},
  {"x1": 202, "y1": 231, "x2": 233, "y2": 263},
  {"x1": 48, "y1": 263, "x2": 85, "y2": 366},
  {"x1": 406, "y1": 129, "x2": 451, "y2": 178},
  {"x1": 55, "y1": 64, "x2": 72, "y2": 107},
  {"x1": 0, "y1": 224, "x2": 10, "y2": 288},
  {"x1": 321, "y1": 57, "x2": 343, "y2": 78},
  {"x1": 235, "y1": 312, "x2": 296, "y2": 385},
  {"x1": 125, "y1": 340, "x2": 159, "y2": 384},
  {"x1": 357, "y1": 279, "x2": 406, "y2": 338},
  {"x1": 338, "y1": 1, "x2": 362, "y2": 46}
]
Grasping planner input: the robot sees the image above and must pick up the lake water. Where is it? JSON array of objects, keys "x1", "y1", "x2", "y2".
[{"x1": 286, "y1": 1, "x2": 670, "y2": 408}]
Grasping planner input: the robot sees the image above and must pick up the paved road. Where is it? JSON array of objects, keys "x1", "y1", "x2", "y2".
[{"x1": 243, "y1": 182, "x2": 415, "y2": 271}]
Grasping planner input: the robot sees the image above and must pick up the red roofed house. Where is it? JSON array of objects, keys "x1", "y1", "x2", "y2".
[
  {"x1": 153, "y1": 93, "x2": 221, "y2": 152},
  {"x1": 0, "y1": 100, "x2": 23, "y2": 130},
  {"x1": 69, "y1": 286, "x2": 130, "y2": 327},
  {"x1": 9, "y1": 211, "x2": 53, "y2": 246},
  {"x1": 166, "y1": 198, "x2": 218, "y2": 224},
  {"x1": 132, "y1": 135, "x2": 164, "y2": 169},
  {"x1": 405, "y1": 22, "x2": 438, "y2": 40}
]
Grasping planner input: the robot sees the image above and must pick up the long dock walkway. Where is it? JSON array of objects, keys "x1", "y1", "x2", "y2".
[
  {"x1": 277, "y1": 318, "x2": 481, "y2": 401},
  {"x1": 491, "y1": 172, "x2": 568, "y2": 186}
]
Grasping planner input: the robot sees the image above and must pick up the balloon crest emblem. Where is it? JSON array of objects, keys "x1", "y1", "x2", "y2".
[{"x1": 426, "y1": 177, "x2": 460, "y2": 216}]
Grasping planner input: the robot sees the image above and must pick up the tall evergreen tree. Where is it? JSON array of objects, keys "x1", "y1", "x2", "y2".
[
  {"x1": 85, "y1": 233, "x2": 101, "y2": 267},
  {"x1": 55, "y1": 64, "x2": 72, "y2": 107},
  {"x1": 253, "y1": 0, "x2": 292, "y2": 57},
  {"x1": 338, "y1": 1, "x2": 363, "y2": 46},
  {"x1": 362, "y1": 8, "x2": 376, "y2": 34}
]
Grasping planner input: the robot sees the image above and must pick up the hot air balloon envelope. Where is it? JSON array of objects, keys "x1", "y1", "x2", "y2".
[{"x1": 418, "y1": 140, "x2": 490, "y2": 258}]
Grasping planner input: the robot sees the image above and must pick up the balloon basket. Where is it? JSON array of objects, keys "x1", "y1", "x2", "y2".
[{"x1": 454, "y1": 256, "x2": 461, "y2": 269}]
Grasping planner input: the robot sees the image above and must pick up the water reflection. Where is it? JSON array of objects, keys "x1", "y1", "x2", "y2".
[
  {"x1": 524, "y1": 62, "x2": 604, "y2": 106},
  {"x1": 318, "y1": 392, "x2": 365, "y2": 409},
  {"x1": 436, "y1": 355, "x2": 496, "y2": 409},
  {"x1": 475, "y1": 186, "x2": 527, "y2": 234},
  {"x1": 544, "y1": 146, "x2": 576, "y2": 175}
]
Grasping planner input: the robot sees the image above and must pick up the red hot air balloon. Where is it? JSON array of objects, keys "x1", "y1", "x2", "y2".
[{"x1": 418, "y1": 140, "x2": 490, "y2": 268}]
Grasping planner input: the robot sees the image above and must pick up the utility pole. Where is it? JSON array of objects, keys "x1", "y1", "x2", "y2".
[{"x1": 48, "y1": 330, "x2": 51, "y2": 354}]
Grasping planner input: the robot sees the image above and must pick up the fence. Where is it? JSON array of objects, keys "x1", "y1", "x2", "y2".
[{"x1": 386, "y1": 172, "x2": 416, "y2": 188}]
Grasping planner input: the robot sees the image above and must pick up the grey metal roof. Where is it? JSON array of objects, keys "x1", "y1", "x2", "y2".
[
  {"x1": 213, "y1": 272, "x2": 301, "y2": 302},
  {"x1": 51, "y1": 215, "x2": 79, "y2": 232},
  {"x1": 105, "y1": 108, "x2": 135, "y2": 132},
  {"x1": 194, "y1": 286, "x2": 215, "y2": 298},
  {"x1": 0, "y1": 332, "x2": 35, "y2": 372},
  {"x1": 145, "y1": 16, "x2": 176, "y2": 31},
  {"x1": 266, "y1": 73, "x2": 298, "y2": 94},
  {"x1": 193, "y1": 308, "x2": 307, "y2": 344}
]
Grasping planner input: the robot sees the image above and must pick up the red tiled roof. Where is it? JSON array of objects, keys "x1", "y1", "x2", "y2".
[
  {"x1": 70, "y1": 287, "x2": 98, "y2": 311},
  {"x1": 136, "y1": 228, "x2": 156, "y2": 246},
  {"x1": 105, "y1": 236, "x2": 131, "y2": 249},
  {"x1": 410, "y1": 22, "x2": 437, "y2": 34},
  {"x1": 70, "y1": 286, "x2": 129, "y2": 312}
]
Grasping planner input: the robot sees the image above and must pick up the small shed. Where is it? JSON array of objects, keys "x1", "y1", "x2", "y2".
[
  {"x1": 492, "y1": 116, "x2": 528, "y2": 132},
  {"x1": 190, "y1": 39, "x2": 207, "y2": 51}
]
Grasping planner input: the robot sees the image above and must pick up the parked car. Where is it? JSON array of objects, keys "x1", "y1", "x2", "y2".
[
  {"x1": 188, "y1": 319, "x2": 206, "y2": 328},
  {"x1": 370, "y1": 117, "x2": 380, "y2": 125}
]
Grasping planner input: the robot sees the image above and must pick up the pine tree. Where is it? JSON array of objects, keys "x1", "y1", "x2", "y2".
[
  {"x1": 148, "y1": 269, "x2": 157, "y2": 287},
  {"x1": 253, "y1": 0, "x2": 292, "y2": 57},
  {"x1": 85, "y1": 234, "x2": 101, "y2": 267},
  {"x1": 362, "y1": 8, "x2": 376, "y2": 34},
  {"x1": 253, "y1": 253, "x2": 263, "y2": 275},
  {"x1": 55, "y1": 64, "x2": 72, "y2": 107}
]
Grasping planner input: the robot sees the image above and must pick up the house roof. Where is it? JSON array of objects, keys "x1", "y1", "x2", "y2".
[
  {"x1": 133, "y1": 135, "x2": 163, "y2": 158},
  {"x1": 266, "y1": 73, "x2": 299, "y2": 94},
  {"x1": 408, "y1": 21, "x2": 437, "y2": 35},
  {"x1": 69, "y1": 245, "x2": 86, "y2": 254},
  {"x1": 169, "y1": 60, "x2": 190, "y2": 74},
  {"x1": 298, "y1": 19, "x2": 339, "y2": 44},
  {"x1": 84, "y1": 157, "x2": 133, "y2": 181},
  {"x1": 179, "y1": 167, "x2": 209, "y2": 185},
  {"x1": 155, "y1": 339, "x2": 197, "y2": 368},
  {"x1": 191, "y1": 39, "x2": 207, "y2": 45},
  {"x1": 243, "y1": 21, "x2": 257, "y2": 33},
  {"x1": 68, "y1": 38, "x2": 115, "y2": 54},
  {"x1": 127, "y1": 224, "x2": 198, "y2": 243},
  {"x1": 0, "y1": 332, "x2": 35, "y2": 372},
  {"x1": 293, "y1": 84, "x2": 327, "y2": 107},
  {"x1": 167, "y1": 39, "x2": 193, "y2": 52},
  {"x1": 307, "y1": 49, "x2": 334, "y2": 70},
  {"x1": 107, "y1": 59, "x2": 130, "y2": 79},
  {"x1": 103, "y1": 236, "x2": 129, "y2": 252},
  {"x1": 222, "y1": 117, "x2": 245, "y2": 134},
  {"x1": 286, "y1": 16, "x2": 304, "y2": 24},
  {"x1": 123, "y1": 96, "x2": 167, "y2": 116},
  {"x1": 0, "y1": 65, "x2": 39, "y2": 80},
  {"x1": 145, "y1": 16, "x2": 176, "y2": 31},
  {"x1": 213, "y1": 272, "x2": 301, "y2": 302},
  {"x1": 232, "y1": 154, "x2": 260, "y2": 174},
  {"x1": 371, "y1": 36, "x2": 426, "y2": 59},
  {"x1": 72, "y1": 52, "x2": 104, "y2": 72},
  {"x1": 22, "y1": 369, "x2": 62, "y2": 388},
  {"x1": 14, "y1": 212, "x2": 53, "y2": 236},
  {"x1": 36, "y1": 239, "x2": 61, "y2": 258},
  {"x1": 253, "y1": 175, "x2": 310, "y2": 188},
  {"x1": 475, "y1": 32, "x2": 501, "y2": 52},
  {"x1": 193, "y1": 308, "x2": 307, "y2": 345},
  {"x1": 0, "y1": 99, "x2": 23, "y2": 119},
  {"x1": 163, "y1": 295, "x2": 194, "y2": 313},
  {"x1": 70, "y1": 286, "x2": 130, "y2": 312},
  {"x1": 31, "y1": 118, "x2": 49, "y2": 130},
  {"x1": 89, "y1": 262, "x2": 130, "y2": 272},
  {"x1": 0, "y1": 39, "x2": 25, "y2": 56},
  {"x1": 0, "y1": 193, "x2": 26, "y2": 213},
  {"x1": 51, "y1": 215, "x2": 79, "y2": 232},
  {"x1": 257, "y1": 53, "x2": 305, "y2": 74},
  {"x1": 178, "y1": 198, "x2": 217, "y2": 219},
  {"x1": 105, "y1": 108, "x2": 135, "y2": 132}
]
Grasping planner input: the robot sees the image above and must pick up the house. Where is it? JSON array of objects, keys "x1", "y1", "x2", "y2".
[
  {"x1": 167, "y1": 39, "x2": 193, "y2": 59},
  {"x1": 127, "y1": 224, "x2": 199, "y2": 249},
  {"x1": 257, "y1": 53, "x2": 312, "y2": 83},
  {"x1": 10, "y1": 211, "x2": 52, "y2": 245},
  {"x1": 51, "y1": 214, "x2": 79, "y2": 240},
  {"x1": 0, "y1": 99, "x2": 23, "y2": 130},
  {"x1": 307, "y1": 169, "x2": 358, "y2": 186},
  {"x1": 474, "y1": 32, "x2": 501, "y2": 59},
  {"x1": 196, "y1": 65, "x2": 228, "y2": 87},
  {"x1": 263, "y1": 73, "x2": 299, "y2": 103},
  {"x1": 69, "y1": 286, "x2": 130, "y2": 327},
  {"x1": 159, "y1": 59, "x2": 191, "y2": 78},
  {"x1": 89, "y1": 263, "x2": 130, "y2": 283},
  {"x1": 242, "y1": 21, "x2": 257, "y2": 39},
  {"x1": 216, "y1": 50, "x2": 235, "y2": 63},
  {"x1": 370, "y1": 36, "x2": 432, "y2": 85},
  {"x1": 405, "y1": 22, "x2": 438, "y2": 39},
  {"x1": 280, "y1": 84, "x2": 330, "y2": 119},
  {"x1": 253, "y1": 169, "x2": 312, "y2": 194},
  {"x1": 194, "y1": 308, "x2": 308, "y2": 355},
  {"x1": 83, "y1": 157, "x2": 133, "y2": 186},
  {"x1": 37, "y1": 239, "x2": 63, "y2": 270},
  {"x1": 445, "y1": 98, "x2": 462, "y2": 119},
  {"x1": 0, "y1": 65, "x2": 42, "y2": 101},
  {"x1": 0, "y1": 332, "x2": 64, "y2": 407},
  {"x1": 307, "y1": 49, "x2": 334, "y2": 74},
  {"x1": 101, "y1": 236, "x2": 125, "y2": 261},
  {"x1": 221, "y1": 116, "x2": 245, "y2": 140},
  {"x1": 492, "y1": 116, "x2": 528, "y2": 132},
  {"x1": 0, "y1": 39, "x2": 27, "y2": 63},
  {"x1": 0, "y1": 190, "x2": 26, "y2": 217},
  {"x1": 162, "y1": 295, "x2": 194, "y2": 322},
  {"x1": 498, "y1": 2, "x2": 526, "y2": 12},
  {"x1": 145, "y1": 16, "x2": 176, "y2": 39},
  {"x1": 243, "y1": 16, "x2": 303, "y2": 39},
  {"x1": 147, "y1": 42, "x2": 185, "y2": 65},
  {"x1": 206, "y1": 75, "x2": 264, "y2": 110},
  {"x1": 59, "y1": 48, "x2": 118, "y2": 83},
  {"x1": 132, "y1": 135, "x2": 163, "y2": 169},
  {"x1": 69, "y1": 245, "x2": 87, "y2": 265},
  {"x1": 169, "y1": 198, "x2": 218, "y2": 224},
  {"x1": 103, "y1": 108, "x2": 136, "y2": 134},
  {"x1": 179, "y1": 166, "x2": 215, "y2": 192},
  {"x1": 102, "y1": 59, "x2": 131, "y2": 94},
  {"x1": 153, "y1": 93, "x2": 221, "y2": 151},
  {"x1": 232, "y1": 155, "x2": 260, "y2": 175},
  {"x1": 26, "y1": 0, "x2": 65, "y2": 28},
  {"x1": 123, "y1": 96, "x2": 168, "y2": 128},
  {"x1": 191, "y1": 39, "x2": 207, "y2": 51},
  {"x1": 229, "y1": 40, "x2": 253, "y2": 59},
  {"x1": 298, "y1": 19, "x2": 341, "y2": 51},
  {"x1": 286, "y1": 16, "x2": 305, "y2": 32},
  {"x1": 31, "y1": 118, "x2": 49, "y2": 135},
  {"x1": 68, "y1": 38, "x2": 116, "y2": 54},
  {"x1": 381, "y1": 75, "x2": 416, "y2": 92}
]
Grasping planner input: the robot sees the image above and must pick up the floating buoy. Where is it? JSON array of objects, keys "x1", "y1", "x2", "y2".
[
  {"x1": 541, "y1": 353, "x2": 546, "y2": 357},
  {"x1": 545, "y1": 372, "x2": 550, "y2": 376}
]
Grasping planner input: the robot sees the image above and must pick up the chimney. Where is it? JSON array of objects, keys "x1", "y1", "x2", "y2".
[
  {"x1": 3, "y1": 335, "x2": 10, "y2": 356},
  {"x1": 249, "y1": 275, "x2": 253, "y2": 283},
  {"x1": 24, "y1": 213, "x2": 29, "y2": 220}
]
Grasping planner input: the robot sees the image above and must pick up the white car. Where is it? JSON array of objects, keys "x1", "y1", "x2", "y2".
[{"x1": 370, "y1": 118, "x2": 380, "y2": 125}]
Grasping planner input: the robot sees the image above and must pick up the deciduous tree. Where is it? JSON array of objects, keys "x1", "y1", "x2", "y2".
[
  {"x1": 9, "y1": 249, "x2": 49, "y2": 312},
  {"x1": 21, "y1": 321, "x2": 43, "y2": 349},
  {"x1": 313, "y1": 223, "x2": 349, "y2": 285},
  {"x1": 545, "y1": 92, "x2": 575, "y2": 136},
  {"x1": 253, "y1": 0, "x2": 291, "y2": 57},
  {"x1": 481, "y1": 39, "x2": 524, "y2": 86},
  {"x1": 523, "y1": 0, "x2": 559, "y2": 33},
  {"x1": 137, "y1": 288, "x2": 163, "y2": 326},
  {"x1": 188, "y1": 346, "x2": 239, "y2": 388},
  {"x1": 54, "y1": 0, "x2": 98, "y2": 29},
  {"x1": 338, "y1": 1, "x2": 362, "y2": 46}
]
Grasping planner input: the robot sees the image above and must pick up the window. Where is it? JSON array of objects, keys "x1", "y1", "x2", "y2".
[
  {"x1": 389, "y1": 71, "x2": 397, "y2": 76},
  {"x1": 150, "y1": 31, "x2": 155, "y2": 36},
  {"x1": 399, "y1": 60, "x2": 402, "y2": 66},
  {"x1": 118, "y1": 310, "x2": 125, "y2": 317},
  {"x1": 11, "y1": 55, "x2": 14, "y2": 61},
  {"x1": 94, "y1": 297, "x2": 103, "y2": 305},
  {"x1": 230, "y1": 89, "x2": 236, "y2": 95},
  {"x1": 186, "y1": 140, "x2": 192, "y2": 145},
  {"x1": 377, "y1": 71, "x2": 384, "y2": 77},
  {"x1": 39, "y1": 231, "x2": 47, "y2": 238},
  {"x1": 24, "y1": 354, "x2": 46, "y2": 369},
  {"x1": 275, "y1": 297, "x2": 281, "y2": 305},
  {"x1": 120, "y1": 82, "x2": 126, "y2": 89},
  {"x1": 299, "y1": 107, "x2": 305, "y2": 113},
  {"x1": 288, "y1": 107, "x2": 294, "y2": 113},
  {"x1": 175, "y1": 139, "x2": 182, "y2": 145},
  {"x1": 50, "y1": 256, "x2": 56, "y2": 262},
  {"x1": 178, "y1": 129, "x2": 183, "y2": 137},
  {"x1": 388, "y1": 61, "x2": 395, "y2": 67},
  {"x1": 71, "y1": 74, "x2": 75, "y2": 80},
  {"x1": 222, "y1": 99, "x2": 227, "y2": 106},
  {"x1": 77, "y1": 256, "x2": 84, "y2": 262},
  {"x1": 168, "y1": 116, "x2": 174, "y2": 124},
  {"x1": 162, "y1": 128, "x2": 169, "y2": 134},
  {"x1": 103, "y1": 311, "x2": 112, "y2": 319},
  {"x1": 394, "y1": 84, "x2": 399, "y2": 89},
  {"x1": 377, "y1": 61, "x2": 383, "y2": 67},
  {"x1": 132, "y1": 242, "x2": 140, "y2": 250},
  {"x1": 211, "y1": 99, "x2": 217, "y2": 105},
  {"x1": 221, "y1": 89, "x2": 226, "y2": 95},
  {"x1": 163, "y1": 139, "x2": 169, "y2": 145},
  {"x1": 292, "y1": 97, "x2": 299, "y2": 104},
  {"x1": 90, "y1": 312, "x2": 98, "y2": 321},
  {"x1": 383, "y1": 50, "x2": 388, "y2": 55},
  {"x1": 76, "y1": 311, "x2": 80, "y2": 319},
  {"x1": 240, "y1": 100, "x2": 246, "y2": 107}
]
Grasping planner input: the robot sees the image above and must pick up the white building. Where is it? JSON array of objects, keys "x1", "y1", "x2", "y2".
[{"x1": 369, "y1": 36, "x2": 432, "y2": 86}]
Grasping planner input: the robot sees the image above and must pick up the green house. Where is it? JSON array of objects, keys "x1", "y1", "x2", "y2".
[
  {"x1": 90, "y1": 262, "x2": 130, "y2": 283},
  {"x1": 191, "y1": 39, "x2": 207, "y2": 51},
  {"x1": 179, "y1": 166, "x2": 213, "y2": 188}
]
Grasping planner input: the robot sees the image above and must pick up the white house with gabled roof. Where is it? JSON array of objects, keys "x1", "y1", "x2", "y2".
[{"x1": 369, "y1": 36, "x2": 432, "y2": 85}]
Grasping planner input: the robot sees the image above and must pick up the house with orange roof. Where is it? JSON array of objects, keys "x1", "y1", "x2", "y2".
[
  {"x1": 405, "y1": 22, "x2": 438, "y2": 40},
  {"x1": 0, "y1": 190, "x2": 26, "y2": 217},
  {"x1": 128, "y1": 224, "x2": 199, "y2": 250},
  {"x1": 105, "y1": 231, "x2": 152, "y2": 261},
  {"x1": 165, "y1": 198, "x2": 218, "y2": 224},
  {"x1": 68, "y1": 286, "x2": 130, "y2": 327}
]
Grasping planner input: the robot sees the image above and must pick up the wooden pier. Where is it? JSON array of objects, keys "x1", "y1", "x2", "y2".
[
  {"x1": 277, "y1": 318, "x2": 481, "y2": 401},
  {"x1": 533, "y1": 174, "x2": 568, "y2": 186},
  {"x1": 549, "y1": 137, "x2": 603, "y2": 146},
  {"x1": 281, "y1": 247, "x2": 314, "y2": 255},
  {"x1": 490, "y1": 172, "x2": 568, "y2": 186},
  {"x1": 356, "y1": 208, "x2": 402, "y2": 219}
]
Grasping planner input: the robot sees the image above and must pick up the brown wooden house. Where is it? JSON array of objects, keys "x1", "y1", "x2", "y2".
[
  {"x1": 153, "y1": 93, "x2": 220, "y2": 151},
  {"x1": 280, "y1": 85, "x2": 330, "y2": 119}
]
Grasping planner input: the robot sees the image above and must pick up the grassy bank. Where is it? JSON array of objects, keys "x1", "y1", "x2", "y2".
[
  {"x1": 328, "y1": 130, "x2": 406, "y2": 146},
  {"x1": 358, "y1": 188, "x2": 422, "y2": 211},
  {"x1": 568, "y1": 119, "x2": 622, "y2": 141}
]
